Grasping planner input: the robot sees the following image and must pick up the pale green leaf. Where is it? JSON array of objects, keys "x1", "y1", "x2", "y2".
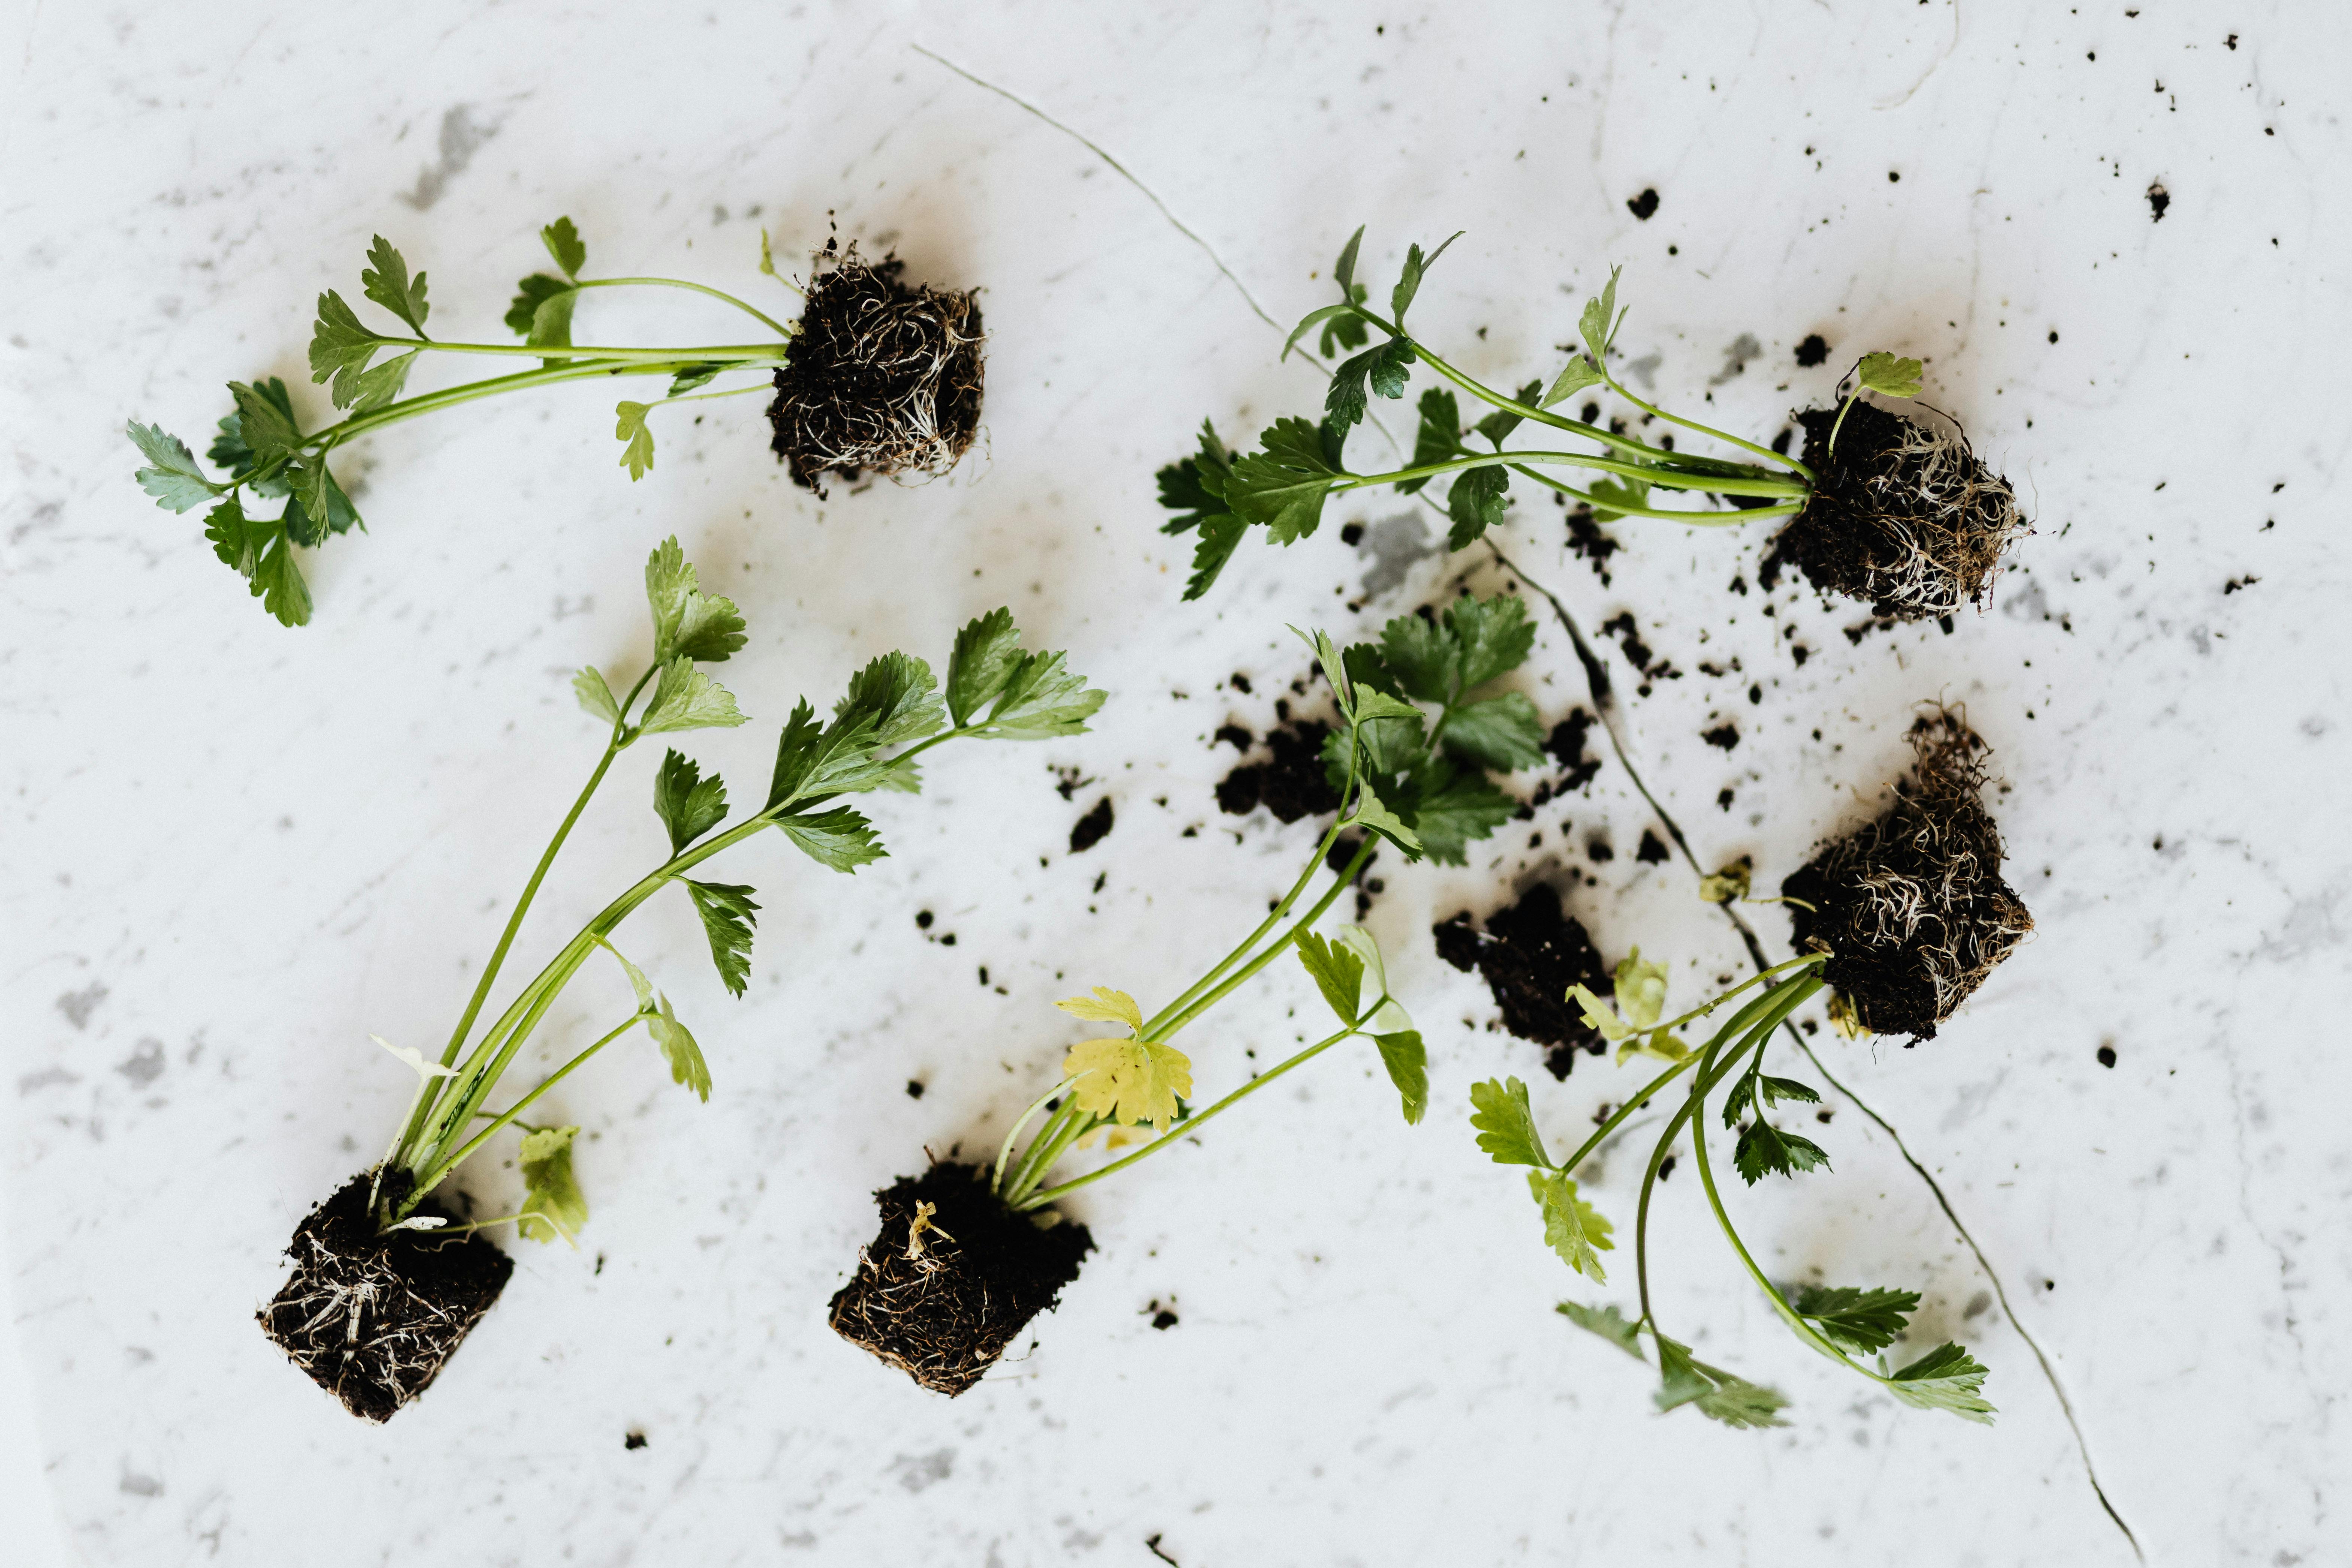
[
  {"x1": 517, "y1": 1125, "x2": 588, "y2": 1244},
  {"x1": 1372, "y1": 1030, "x2": 1427, "y2": 1125},
  {"x1": 637, "y1": 656, "x2": 747, "y2": 735},
  {"x1": 541, "y1": 215, "x2": 587, "y2": 280},
  {"x1": 773, "y1": 804, "x2": 883, "y2": 872},
  {"x1": 1613, "y1": 947, "x2": 1668, "y2": 1030},
  {"x1": 1294, "y1": 930, "x2": 1368, "y2": 1026},
  {"x1": 1533, "y1": 1167, "x2": 1615, "y2": 1282},
  {"x1": 646, "y1": 994, "x2": 712, "y2": 1101},
  {"x1": 616, "y1": 401, "x2": 655, "y2": 480},
  {"x1": 573, "y1": 666, "x2": 621, "y2": 726},
  {"x1": 1469, "y1": 1076, "x2": 1549, "y2": 1167},
  {"x1": 1557, "y1": 1300, "x2": 1645, "y2": 1359},
  {"x1": 127, "y1": 422, "x2": 219, "y2": 512},
  {"x1": 360, "y1": 235, "x2": 430, "y2": 336},
  {"x1": 1054, "y1": 987, "x2": 1144, "y2": 1031},
  {"x1": 684, "y1": 879, "x2": 758, "y2": 997},
  {"x1": 1884, "y1": 1342, "x2": 1996, "y2": 1423},
  {"x1": 1856, "y1": 351, "x2": 1925, "y2": 400}
]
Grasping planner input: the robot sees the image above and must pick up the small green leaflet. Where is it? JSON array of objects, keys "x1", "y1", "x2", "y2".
[
  {"x1": 1533, "y1": 1167, "x2": 1614, "y2": 1282},
  {"x1": 638, "y1": 656, "x2": 747, "y2": 735},
  {"x1": 668, "y1": 364, "x2": 722, "y2": 396},
  {"x1": 230, "y1": 380, "x2": 302, "y2": 467},
  {"x1": 945, "y1": 607, "x2": 1025, "y2": 725},
  {"x1": 1855, "y1": 351, "x2": 1925, "y2": 399},
  {"x1": 969, "y1": 647, "x2": 1106, "y2": 740},
  {"x1": 1885, "y1": 1341, "x2": 1995, "y2": 1423},
  {"x1": 127, "y1": 422, "x2": 219, "y2": 512},
  {"x1": 1348, "y1": 686, "x2": 1424, "y2": 728},
  {"x1": 574, "y1": 667, "x2": 622, "y2": 727},
  {"x1": 774, "y1": 804, "x2": 884, "y2": 872},
  {"x1": 506, "y1": 273, "x2": 572, "y2": 336},
  {"x1": 541, "y1": 216, "x2": 587, "y2": 279},
  {"x1": 1446, "y1": 592, "x2": 1537, "y2": 688},
  {"x1": 1400, "y1": 387, "x2": 1462, "y2": 494},
  {"x1": 1444, "y1": 462, "x2": 1507, "y2": 549},
  {"x1": 360, "y1": 236, "x2": 430, "y2": 337},
  {"x1": 1473, "y1": 381, "x2": 1542, "y2": 448},
  {"x1": 203, "y1": 495, "x2": 257, "y2": 576},
  {"x1": 1321, "y1": 290, "x2": 1371, "y2": 355},
  {"x1": 1348, "y1": 783, "x2": 1422, "y2": 858},
  {"x1": 1377, "y1": 610, "x2": 1454, "y2": 701},
  {"x1": 1469, "y1": 1076, "x2": 1549, "y2": 1168},
  {"x1": 1185, "y1": 514, "x2": 1248, "y2": 600},
  {"x1": 1436, "y1": 691, "x2": 1547, "y2": 771},
  {"x1": 1227, "y1": 417, "x2": 1343, "y2": 545},
  {"x1": 1333, "y1": 225, "x2": 1364, "y2": 293},
  {"x1": 1542, "y1": 356, "x2": 1604, "y2": 408},
  {"x1": 1373, "y1": 1031, "x2": 1428, "y2": 1125},
  {"x1": 1654, "y1": 1336, "x2": 1789, "y2": 1429},
  {"x1": 684, "y1": 880, "x2": 758, "y2": 997},
  {"x1": 757, "y1": 228, "x2": 779, "y2": 279},
  {"x1": 516, "y1": 1125, "x2": 588, "y2": 1244},
  {"x1": 1325, "y1": 337, "x2": 1416, "y2": 433},
  {"x1": 646, "y1": 994, "x2": 712, "y2": 1100},
  {"x1": 308, "y1": 292, "x2": 382, "y2": 408},
  {"x1": 1154, "y1": 421, "x2": 1234, "y2": 534},
  {"x1": 838, "y1": 650, "x2": 947, "y2": 750},
  {"x1": 653, "y1": 749, "x2": 730, "y2": 852},
  {"x1": 1722, "y1": 1070, "x2": 1821, "y2": 1125},
  {"x1": 254, "y1": 537, "x2": 312, "y2": 627},
  {"x1": 1399, "y1": 763, "x2": 1514, "y2": 866},
  {"x1": 1294, "y1": 929, "x2": 1368, "y2": 1027},
  {"x1": 206, "y1": 377, "x2": 297, "y2": 494},
  {"x1": 1733, "y1": 1117, "x2": 1833, "y2": 1184},
  {"x1": 1557, "y1": 1300, "x2": 1645, "y2": 1359},
  {"x1": 1578, "y1": 266, "x2": 1627, "y2": 366},
  {"x1": 1390, "y1": 231, "x2": 1462, "y2": 325},
  {"x1": 643, "y1": 536, "x2": 749, "y2": 664},
  {"x1": 1586, "y1": 469, "x2": 1652, "y2": 522},
  {"x1": 615, "y1": 402, "x2": 656, "y2": 479},
  {"x1": 1787, "y1": 1284, "x2": 1919, "y2": 1356},
  {"x1": 1283, "y1": 302, "x2": 1362, "y2": 361},
  {"x1": 601, "y1": 937, "x2": 657, "y2": 1012},
  {"x1": 347, "y1": 348, "x2": 418, "y2": 414},
  {"x1": 1613, "y1": 948, "x2": 1667, "y2": 1030}
]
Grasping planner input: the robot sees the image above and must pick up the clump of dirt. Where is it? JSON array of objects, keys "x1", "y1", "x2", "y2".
[
  {"x1": 1434, "y1": 883, "x2": 1611, "y2": 1079},
  {"x1": 1795, "y1": 334, "x2": 1831, "y2": 368},
  {"x1": 830, "y1": 1161, "x2": 1093, "y2": 1396},
  {"x1": 1216, "y1": 720, "x2": 1341, "y2": 822},
  {"x1": 1768, "y1": 401, "x2": 2029, "y2": 620},
  {"x1": 1563, "y1": 502, "x2": 1621, "y2": 582},
  {"x1": 256, "y1": 1172, "x2": 512, "y2": 1423},
  {"x1": 767, "y1": 243, "x2": 985, "y2": 495},
  {"x1": 1069, "y1": 797, "x2": 1114, "y2": 853},
  {"x1": 1781, "y1": 711, "x2": 2034, "y2": 1040},
  {"x1": 1544, "y1": 711, "x2": 1602, "y2": 794}
]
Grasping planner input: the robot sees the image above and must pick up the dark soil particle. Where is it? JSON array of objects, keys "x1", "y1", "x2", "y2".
[
  {"x1": 1563, "y1": 503, "x2": 1621, "y2": 582},
  {"x1": 2147, "y1": 181, "x2": 2170, "y2": 222},
  {"x1": 906, "y1": 1079, "x2": 926, "y2": 1099},
  {"x1": 1770, "y1": 401, "x2": 2027, "y2": 620},
  {"x1": 1215, "y1": 723, "x2": 1253, "y2": 750},
  {"x1": 1587, "y1": 837, "x2": 1614, "y2": 863},
  {"x1": 1636, "y1": 830, "x2": 1670, "y2": 864},
  {"x1": 256, "y1": 1172, "x2": 513, "y2": 1423},
  {"x1": 1216, "y1": 721, "x2": 1341, "y2": 823},
  {"x1": 1795, "y1": 333, "x2": 1831, "y2": 368},
  {"x1": 1781, "y1": 713, "x2": 2033, "y2": 1040},
  {"x1": 830, "y1": 1162, "x2": 1093, "y2": 1396},
  {"x1": 1545, "y1": 711, "x2": 1602, "y2": 794},
  {"x1": 1702, "y1": 723, "x2": 1740, "y2": 751},
  {"x1": 767, "y1": 244, "x2": 984, "y2": 496},
  {"x1": 625, "y1": 1432, "x2": 647, "y2": 1450},
  {"x1": 1433, "y1": 884, "x2": 1611, "y2": 1079},
  {"x1": 1149, "y1": 1301, "x2": 1180, "y2": 1330},
  {"x1": 1069, "y1": 798, "x2": 1115, "y2": 853},
  {"x1": 1340, "y1": 521, "x2": 1366, "y2": 546},
  {"x1": 1230, "y1": 673, "x2": 1253, "y2": 694},
  {"x1": 1627, "y1": 187, "x2": 1660, "y2": 220},
  {"x1": 2097, "y1": 1044, "x2": 2117, "y2": 1068}
]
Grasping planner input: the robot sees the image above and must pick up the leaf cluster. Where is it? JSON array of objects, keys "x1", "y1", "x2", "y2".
[{"x1": 1467, "y1": 1076, "x2": 1615, "y2": 1282}]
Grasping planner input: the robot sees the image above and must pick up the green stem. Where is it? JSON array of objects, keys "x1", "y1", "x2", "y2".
[
  {"x1": 1018, "y1": 1018, "x2": 1363, "y2": 1210},
  {"x1": 1503, "y1": 462, "x2": 1798, "y2": 526},
  {"x1": 1136, "y1": 815, "x2": 1350, "y2": 1039},
  {"x1": 416, "y1": 1013, "x2": 645, "y2": 1192},
  {"x1": 573, "y1": 276, "x2": 797, "y2": 339},
  {"x1": 369, "y1": 335, "x2": 789, "y2": 365},
  {"x1": 1827, "y1": 391, "x2": 1861, "y2": 456},
  {"x1": 1342, "y1": 450, "x2": 1809, "y2": 501},
  {"x1": 992, "y1": 1077, "x2": 1077, "y2": 1194},
  {"x1": 1598, "y1": 369, "x2": 1816, "y2": 484},
  {"x1": 1148, "y1": 839, "x2": 1373, "y2": 1043},
  {"x1": 1002, "y1": 1096, "x2": 1094, "y2": 1204},
  {"x1": 311, "y1": 356, "x2": 743, "y2": 459}
]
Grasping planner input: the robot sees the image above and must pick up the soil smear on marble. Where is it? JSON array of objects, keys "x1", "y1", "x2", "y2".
[
  {"x1": 1781, "y1": 710, "x2": 2034, "y2": 1040},
  {"x1": 1434, "y1": 884, "x2": 1612, "y2": 1079},
  {"x1": 829, "y1": 1161, "x2": 1092, "y2": 1396},
  {"x1": 255, "y1": 1172, "x2": 513, "y2": 1423},
  {"x1": 768, "y1": 241, "x2": 985, "y2": 495}
]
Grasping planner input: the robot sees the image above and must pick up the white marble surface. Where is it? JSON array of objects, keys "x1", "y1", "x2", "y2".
[{"x1": 7, "y1": 1, "x2": 2349, "y2": 1562}]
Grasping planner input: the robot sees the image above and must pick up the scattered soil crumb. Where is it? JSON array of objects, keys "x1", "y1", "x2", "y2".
[
  {"x1": 1433, "y1": 884, "x2": 1611, "y2": 1079},
  {"x1": 1069, "y1": 798, "x2": 1114, "y2": 854},
  {"x1": 1636, "y1": 830, "x2": 1670, "y2": 864},
  {"x1": 625, "y1": 1432, "x2": 647, "y2": 1450},
  {"x1": 1627, "y1": 188, "x2": 1660, "y2": 220},
  {"x1": 1795, "y1": 334, "x2": 1830, "y2": 368},
  {"x1": 1217, "y1": 721, "x2": 1341, "y2": 823},
  {"x1": 1702, "y1": 722, "x2": 1740, "y2": 751}
]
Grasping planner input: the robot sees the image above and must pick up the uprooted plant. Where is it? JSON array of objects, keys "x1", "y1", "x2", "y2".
[
  {"x1": 131, "y1": 222, "x2": 983, "y2": 625},
  {"x1": 1156, "y1": 227, "x2": 2027, "y2": 616},
  {"x1": 832, "y1": 625, "x2": 1437, "y2": 1396},
  {"x1": 1466, "y1": 709, "x2": 2030, "y2": 1428},
  {"x1": 257, "y1": 537, "x2": 1101, "y2": 1421}
]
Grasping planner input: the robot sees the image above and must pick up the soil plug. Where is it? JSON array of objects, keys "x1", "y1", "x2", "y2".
[
  {"x1": 1154, "y1": 229, "x2": 2026, "y2": 616},
  {"x1": 129, "y1": 222, "x2": 984, "y2": 627},
  {"x1": 1466, "y1": 709, "x2": 2029, "y2": 1428},
  {"x1": 258, "y1": 538, "x2": 1102, "y2": 1420}
]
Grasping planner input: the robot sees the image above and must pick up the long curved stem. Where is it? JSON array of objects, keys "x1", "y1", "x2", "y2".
[
  {"x1": 573, "y1": 276, "x2": 798, "y2": 339},
  {"x1": 1600, "y1": 369, "x2": 1816, "y2": 484},
  {"x1": 1503, "y1": 462, "x2": 1797, "y2": 526}
]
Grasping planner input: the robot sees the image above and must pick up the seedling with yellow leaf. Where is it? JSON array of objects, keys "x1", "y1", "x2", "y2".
[
  {"x1": 256, "y1": 539, "x2": 1103, "y2": 1422},
  {"x1": 831, "y1": 627, "x2": 1430, "y2": 1396}
]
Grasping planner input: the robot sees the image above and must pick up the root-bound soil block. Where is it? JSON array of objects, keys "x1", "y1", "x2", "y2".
[
  {"x1": 256, "y1": 1173, "x2": 512, "y2": 1422},
  {"x1": 1434, "y1": 883, "x2": 1611, "y2": 1079},
  {"x1": 1782, "y1": 712, "x2": 2033, "y2": 1040},
  {"x1": 830, "y1": 1161, "x2": 1092, "y2": 1396},
  {"x1": 767, "y1": 244, "x2": 984, "y2": 495},
  {"x1": 1768, "y1": 401, "x2": 2027, "y2": 620}
]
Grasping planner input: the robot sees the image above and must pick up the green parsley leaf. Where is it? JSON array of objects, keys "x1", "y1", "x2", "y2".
[
  {"x1": 1348, "y1": 782, "x2": 1423, "y2": 858},
  {"x1": 773, "y1": 803, "x2": 884, "y2": 872},
  {"x1": 1325, "y1": 337, "x2": 1416, "y2": 432},
  {"x1": 1787, "y1": 1284, "x2": 1919, "y2": 1356},
  {"x1": 946, "y1": 607, "x2": 1025, "y2": 725},
  {"x1": 127, "y1": 422, "x2": 220, "y2": 512},
  {"x1": 1578, "y1": 266, "x2": 1627, "y2": 366},
  {"x1": 839, "y1": 650, "x2": 946, "y2": 750},
  {"x1": 1473, "y1": 380, "x2": 1542, "y2": 447},
  {"x1": 1444, "y1": 462, "x2": 1509, "y2": 549},
  {"x1": 1396, "y1": 758, "x2": 1514, "y2": 866},
  {"x1": 1372, "y1": 1031, "x2": 1428, "y2": 1125},
  {"x1": 253, "y1": 536, "x2": 312, "y2": 628},
  {"x1": 1320, "y1": 289, "x2": 1372, "y2": 356},
  {"x1": 1377, "y1": 610, "x2": 1454, "y2": 702},
  {"x1": 1446, "y1": 592, "x2": 1537, "y2": 689},
  {"x1": 1856, "y1": 351, "x2": 1925, "y2": 399},
  {"x1": 202, "y1": 494, "x2": 257, "y2": 577},
  {"x1": 615, "y1": 401, "x2": 656, "y2": 480},
  {"x1": 1283, "y1": 301, "x2": 1363, "y2": 361},
  {"x1": 307, "y1": 292, "x2": 382, "y2": 409},
  {"x1": 359, "y1": 236, "x2": 430, "y2": 337},
  {"x1": 1437, "y1": 691, "x2": 1547, "y2": 771},
  {"x1": 1542, "y1": 355, "x2": 1604, "y2": 408},
  {"x1": 1333, "y1": 225, "x2": 1365, "y2": 292},
  {"x1": 573, "y1": 667, "x2": 621, "y2": 726},
  {"x1": 1398, "y1": 387, "x2": 1463, "y2": 495},
  {"x1": 1612, "y1": 947, "x2": 1667, "y2": 1030},
  {"x1": 1155, "y1": 421, "x2": 1234, "y2": 534},
  {"x1": 1733, "y1": 1118, "x2": 1833, "y2": 1184},
  {"x1": 1469, "y1": 1076, "x2": 1550, "y2": 1168},
  {"x1": 652, "y1": 748, "x2": 729, "y2": 853},
  {"x1": 1294, "y1": 929, "x2": 1368, "y2": 1027},
  {"x1": 1885, "y1": 1342, "x2": 1995, "y2": 1422},
  {"x1": 637, "y1": 656, "x2": 747, "y2": 736},
  {"x1": 1557, "y1": 1300, "x2": 1645, "y2": 1359},
  {"x1": 1390, "y1": 231, "x2": 1463, "y2": 325},
  {"x1": 643, "y1": 536, "x2": 749, "y2": 664},
  {"x1": 527, "y1": 288, "x2": 579, "y2": 364},
  {"x1": 230, "y1": 380, "x2": 303, "y2": 467},
  {"x1": 646, "y1": 993, "x2": 712, "y2": 1100},
  {"x1": 1533, "y1": 1167, "x2": 1614, "y2": 1282},
  {"x1": 1760, "y1": 1074, "x2": 1820, "y2": 1108},
  {"x1": 516, "y1": 1125, "x2": 588, "y2": 1244},
  {"x1": 1654, "y1": 1336, "x2": 1788, "y2": 1428},
  {"x1": 971, "y1": 646, "x2": 1106, "y2": 740},
  {"x1": 346, "y1": 348, "x2": 419, "y2": 414},
  {"x1": 1227, "y1": 417, "x2": 1343, "y2": 544},
  {"x1": 684, "y1": 879, "x2": 759, "y2": 997},
  {"x1": 1349, "y1": 686, "x2": 1424, "y2": 727},
  {"x1": 505, "y1": 273, "x2": 572, "y2": 336},
  {"x1": 541, "y1": 216, "x2": 587, "y2": 280},
  {"x1": 668, "y1": 364, "x2": 722, "y2": 396},
  {"x1": 1184, "y1": 513, "x2": 1248, "y2": 600}
]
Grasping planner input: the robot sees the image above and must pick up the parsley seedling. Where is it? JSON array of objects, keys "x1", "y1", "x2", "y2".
[
  {"x1": 1158, "y1": 229, "x2": 2027, "y2": 620},
  {"x1": 255, "y1": 538, "x2": 1102, "y2": 1420},
  {"x1": 131, "y1": 223, "x2": 983, "y2": 626},
  {"x1": 833, "y1": 624, "x2": 1433, "y2": 1395}
]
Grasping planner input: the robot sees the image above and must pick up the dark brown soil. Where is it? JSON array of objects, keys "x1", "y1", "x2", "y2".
[
  {"x1": 1626, "y1": 188, "x2": 1660, "y2": 220},
  {"x1": 1768, "y1": 401, "x2": 2028, "y2": 620},
  {"x1": 1434, "y1": 883, "x2": 1611, "y2": 1079},
  {"x1": 830, "y1": 1161, "x2": 1092, "y2": 1396},
  {"x1": 1563, "y1": 503, "x2": 1621, "y2": 582},
  {"x1": 1795, "y1": 334, "x2": 1831, "y2": 368},
  {"x1": 1780, "y1": 712, "x2": 2034, "y2": 1040},
  {"x1": 1069, "y1": 797, "x2": 1114, "y2": 853},
  {"x1": 1544, "y1": 711, "x2": 1601, "y2": 794},
  {"x1": 767, "y1": 243, "x2": 984, "y2": 495},
  {"x1": 1216, "y1": 721, "x2": 1341, "y2": 823},
  {"x1": 255, "y1": 1172, "x2": 512, "y2": 1423}
]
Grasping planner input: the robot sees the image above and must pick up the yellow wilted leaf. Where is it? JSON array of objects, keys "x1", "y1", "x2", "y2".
[
  {"x1": 1055, "y1": 987, "x2": 1145, "y2": 1032},
  {"x1": 1062, "y1": 1035, "x2": 1193, "y2": 1130}
]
